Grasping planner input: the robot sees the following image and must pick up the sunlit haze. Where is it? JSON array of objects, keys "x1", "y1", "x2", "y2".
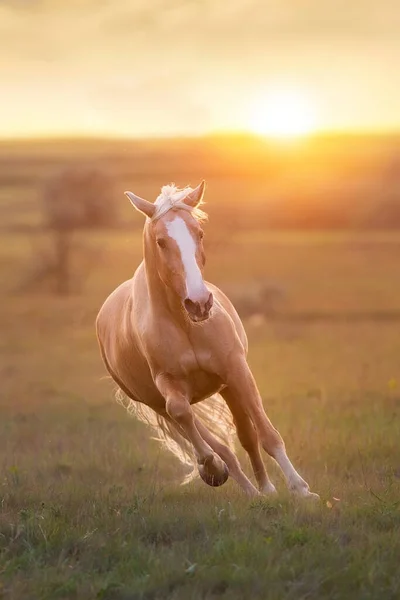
[
  {"x1": 248, "y1": 88, "x2": 318, "y2": 139},
  {"x1": 1, "y1": 0, "x2": 400, "y2": 138}
]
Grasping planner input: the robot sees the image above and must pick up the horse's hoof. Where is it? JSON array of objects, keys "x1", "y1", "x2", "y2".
[
  {"x1": 303, "y1": 491, "x2": 320, "y2": 501},
  {"x1": 198, "y1": 457, "x2": 229, "y2": 487},
  {"x1": 260, "y1": 481, "x2": 278, "y2": 495},
  {"x1": 289, "y1": 479, "x2": 320, "y2": 501},
  {"x1": 293, "y1": 485, "x2": 321, "y2": 501}
]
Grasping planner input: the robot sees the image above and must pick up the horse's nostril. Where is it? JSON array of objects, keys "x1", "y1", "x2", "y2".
[
  {"x1": 206, "y1": 293, "x2": 213, "y2": 311},
  {"x1": 184, "y1": 298, "x2": 193, "y2": 310},
  {"x1": 184, "y1": 298, "x2": 199, "y2": 315},
  {"x1": 184, "y1": 294, "x2": 212, "y2": 320}
]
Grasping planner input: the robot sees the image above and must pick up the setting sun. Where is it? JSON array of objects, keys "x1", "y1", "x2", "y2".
[{"x1": 249, "y1": 89, "x2": 318, "y2": 140}]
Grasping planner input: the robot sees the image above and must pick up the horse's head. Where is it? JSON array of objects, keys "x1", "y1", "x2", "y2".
[{"x1": 125, "y1": 181, "x2": 213, "y2": 322}]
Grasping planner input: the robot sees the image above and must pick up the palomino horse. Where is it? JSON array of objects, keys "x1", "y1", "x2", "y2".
[{"x1": 96, "y1": 182, "x2": 319, "y2": 499}]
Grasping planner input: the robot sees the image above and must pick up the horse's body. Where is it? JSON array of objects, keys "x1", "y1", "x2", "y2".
[
  {"x1": 96, "y1": 182, "x2": 318, "y2": 498},
  {"x1": 98, "y1": 274, "x2": 244, "y2": 409}
]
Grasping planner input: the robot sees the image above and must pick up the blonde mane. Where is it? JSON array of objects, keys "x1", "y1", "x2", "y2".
[{"x1": 152, "y1": 184, "x2": 208, "y2": 223}]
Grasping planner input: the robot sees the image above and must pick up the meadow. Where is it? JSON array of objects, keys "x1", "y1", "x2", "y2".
[{"x1": 1, "y1": 137, "x2": 400, "y2": 599}]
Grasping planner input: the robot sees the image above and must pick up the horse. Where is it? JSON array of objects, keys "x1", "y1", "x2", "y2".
[{"x1": 96, "y1": 181, "x2": 319, "y2": 499}]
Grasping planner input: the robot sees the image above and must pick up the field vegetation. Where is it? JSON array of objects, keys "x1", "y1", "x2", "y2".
[{"x1": 1, "y1": 136, "x2": 400, "y2": 599}]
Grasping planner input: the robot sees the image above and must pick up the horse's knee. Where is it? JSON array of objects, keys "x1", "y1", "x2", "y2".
[{"x1": 166, "y1": 397, "x2": 191, "y2": 424}]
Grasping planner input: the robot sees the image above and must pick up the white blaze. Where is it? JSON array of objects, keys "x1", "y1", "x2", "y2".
[{"x1": 166, "y1": 217, "x2": 206, "y2": 300}]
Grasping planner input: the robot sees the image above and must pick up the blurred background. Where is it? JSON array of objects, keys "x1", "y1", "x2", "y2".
[{"x1": 1, "y1": 1, "x2": 400, "y2": 296}]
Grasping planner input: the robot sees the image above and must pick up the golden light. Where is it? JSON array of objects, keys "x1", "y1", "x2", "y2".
[{"x1": 248, "y1": 88, "x2": 318, "y2": 140}]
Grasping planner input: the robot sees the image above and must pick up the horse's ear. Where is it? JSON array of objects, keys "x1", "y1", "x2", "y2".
[
  {"x1": 125, "y1": 191, "x2": 155, "y2": 218},
  {"x1": 183, "y1": 180, "x2": 206, "y2": 208}
]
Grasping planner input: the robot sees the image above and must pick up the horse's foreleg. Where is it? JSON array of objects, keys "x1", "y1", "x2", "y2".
[
  {"x1": 227, "y1": 360, "x2": 319, "y2": 499},
  {"x1": 221, "y1": 387, "x2": 277, "y2": 495},
  {"x1": 194, "y1": 418, "x2": 259, "y2": 497},
  {"x1": 156, "y1": 376, "x2": 229, "y2": 487}
]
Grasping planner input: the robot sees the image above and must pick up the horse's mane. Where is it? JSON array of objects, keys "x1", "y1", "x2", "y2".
[{"x1": 152, "y1": 184, "x2": 208, "y2": 223}]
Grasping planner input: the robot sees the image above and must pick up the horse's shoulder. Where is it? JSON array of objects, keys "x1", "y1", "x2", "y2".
[
  {"x1": 99, "y1": 279, "x2": 132, "y2": 310},
  {"x1": 207, "y1": 282, "x2": 236, "y2": 313},
  {"x1": 96, "y1": 279, "x2": 133, "y2": 337},
  {"x1": 98, "y1": 262, "x2": 146, "y2": 319},
  {"x1": 206, "y1": 282, "x2": 248, "y2": 352}
]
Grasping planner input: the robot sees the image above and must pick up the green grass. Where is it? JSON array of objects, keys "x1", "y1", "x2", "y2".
[
  {"x1": 1, "y1": 392, "x2": 400, "y2": 599},
  {"x1": 1, "y1": 211, "x2": 400, "y2": 596}
]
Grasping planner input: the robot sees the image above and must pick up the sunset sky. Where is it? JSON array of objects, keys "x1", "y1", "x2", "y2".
[{"x1": 1, "y1": 0, "x2": 400, "y2": 138}]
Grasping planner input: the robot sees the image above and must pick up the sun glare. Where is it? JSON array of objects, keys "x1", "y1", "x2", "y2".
[{"x1": 249, "y1": 89, "x2": 318, "y2": 140}]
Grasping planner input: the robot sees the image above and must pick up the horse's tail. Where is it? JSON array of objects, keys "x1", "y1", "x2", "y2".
[{"x1": 116, "y1": 389, "x2": 235, "y2": 484}]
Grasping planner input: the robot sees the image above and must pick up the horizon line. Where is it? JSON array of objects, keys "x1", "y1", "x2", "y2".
[{"x1": 1, "y1": 128, "x2": 400, "y2": 144}]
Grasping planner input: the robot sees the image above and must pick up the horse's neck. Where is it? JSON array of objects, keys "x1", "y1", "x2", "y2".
[{"x1": 142, "y1": 234, "x2": 184, "y2": 325}]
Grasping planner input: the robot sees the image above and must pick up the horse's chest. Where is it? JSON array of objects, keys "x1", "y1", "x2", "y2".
[
  {"x1": 145, "y1": 322, "x2": 226, "y2": 400},
  {"x1": 178, "y1": 347, "x2": 224, "y2": 401},
  {"x1": 178, "y1": 343, "x2": 208, "y2": 370},
  {"x1": 189, "y1": 370, "x2": 224, "y2": 402}
]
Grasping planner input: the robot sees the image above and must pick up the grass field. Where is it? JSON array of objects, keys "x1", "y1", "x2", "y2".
[
  {"x1": 1, "y1": 229, "x2": 400, "y2": 599},
  {"x1": 1, "y1": 139, "x2": 400, "y2": 599}
]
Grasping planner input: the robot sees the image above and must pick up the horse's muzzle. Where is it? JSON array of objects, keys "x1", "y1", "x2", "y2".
[{"x1": 184, "y1": 293, "x2": 213, "y2": 322}]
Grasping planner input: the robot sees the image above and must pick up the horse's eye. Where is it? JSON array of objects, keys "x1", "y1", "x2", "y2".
[
  {"x1": 157, "y1": 238, "x2": 166, "y2": 249},
  {"x1": 199, "y1": 230, "x2": 204, "y2": 240}
]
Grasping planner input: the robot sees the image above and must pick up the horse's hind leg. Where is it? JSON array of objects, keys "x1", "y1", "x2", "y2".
[
  {"x1": 221, "y1": 387, "x2": 277, "y2": 495},
  {"x1": 226, "y1": 359, "x2": 319, "y2": 499}
]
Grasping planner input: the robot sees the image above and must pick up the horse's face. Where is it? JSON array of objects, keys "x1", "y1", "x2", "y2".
[
  {"x1": 125, "y1": 181, "x2": 213, "y2": 322},
  {"x1": 151, "y1": 210, "x2": 213, "y2": 322}
]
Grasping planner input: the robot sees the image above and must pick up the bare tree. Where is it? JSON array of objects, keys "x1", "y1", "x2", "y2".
[{"x1": 20, "y1": 165, "x2": 117, "y2": 295}]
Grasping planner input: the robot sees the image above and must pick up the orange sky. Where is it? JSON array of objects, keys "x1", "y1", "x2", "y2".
[{"x1": 1, "y1": 0, "x2": 400, "y2": 138}]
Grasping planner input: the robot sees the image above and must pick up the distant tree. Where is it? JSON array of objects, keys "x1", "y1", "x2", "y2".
[
  {"x1": 20, "y1": 166, "x2": 117, "y2": 296},
  {"x1": 43, "y1": 166, "x2": 118, "y2": 231}
]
